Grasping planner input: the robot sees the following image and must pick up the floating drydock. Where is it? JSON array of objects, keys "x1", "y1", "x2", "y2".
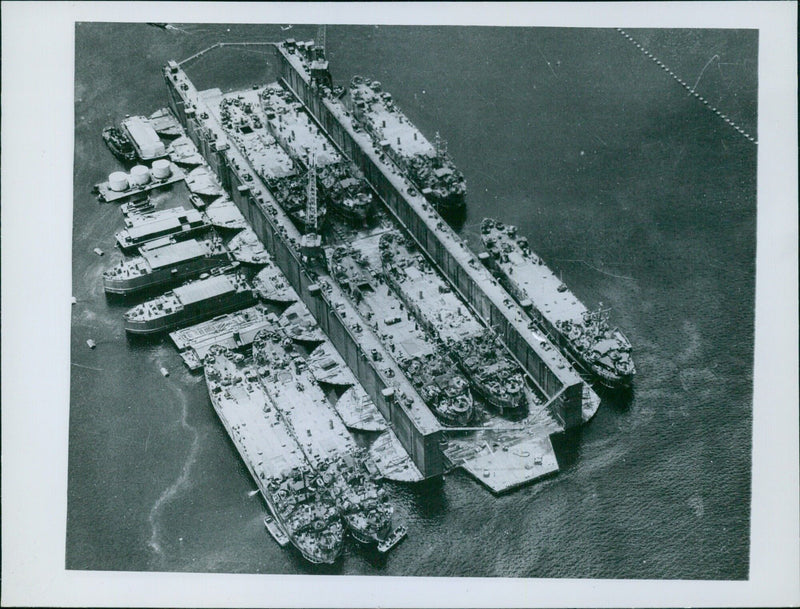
[
  {"x1": 271, "y1": 40, "x2": 599, "y2": 427},
  {"x1": 162, "y1": 40, "x2": 601, "y2": 489},
  {"x1": 165, "y1": 60, "x2": 446, "y2": 480}
]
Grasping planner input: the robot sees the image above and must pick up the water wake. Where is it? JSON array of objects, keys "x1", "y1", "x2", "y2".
[{"x1": 147, "y1": 382, "x2": 200, "y2": 562}]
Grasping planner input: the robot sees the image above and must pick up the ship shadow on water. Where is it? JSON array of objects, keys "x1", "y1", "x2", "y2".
[
  {"x1": 549, "y1": 426, "x2": 586, "y2": 472},
  {"x1": 439, "y1": 206, "x2": 467, "y2": 233},
  {"x1": 595, "y1": 382, "x2": 635, "y2": 415}
]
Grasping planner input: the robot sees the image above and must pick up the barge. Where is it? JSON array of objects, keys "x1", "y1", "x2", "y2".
[
  {"x1": 123, "y1": 272, "x2": 256, "y2": 334},
  {"x1": 103, "y1": 236, "x2": 230, "y2": 295}
]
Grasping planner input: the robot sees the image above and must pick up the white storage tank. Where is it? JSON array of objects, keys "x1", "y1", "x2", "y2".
[
  {"x1": 151, "y1": 159, "x2": 172, "y2": 180},
  {"x1": 108, "y1": 171, "x2": 129, "y2": 192},
  {"x1": 129, "y1": 165, "x2": 151, "y2": 187}
]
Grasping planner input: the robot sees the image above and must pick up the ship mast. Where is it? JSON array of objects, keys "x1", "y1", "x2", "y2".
[{"x1": 315, "y1": 24, "x2": 326, "y2": 59}]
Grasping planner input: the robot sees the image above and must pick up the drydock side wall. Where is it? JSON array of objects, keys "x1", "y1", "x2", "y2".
[
  {"x1": 274, "y1": 48, "x2": 584, "y2": 429},
  {"x1": 164, "y1": 65, "x2": 444, "y2": 477}
]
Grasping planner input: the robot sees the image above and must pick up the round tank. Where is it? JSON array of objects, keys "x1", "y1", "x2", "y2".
[
  {"x1": 129, "y1": 165, "x2": 151, "y2": 187},
  {"x1": 108, "y1": 171, "x2": 129, "y2": 192},
  {"x1": 151, "y1": 159, "x2": 172, "y2": 179}
]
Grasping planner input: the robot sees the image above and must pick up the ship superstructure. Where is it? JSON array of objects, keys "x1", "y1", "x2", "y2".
[
  {"x1": 481, "y1": 219, "x2": 635, "y2": 388},
  {"x1": 252, "y1": 329, "x2": 397, "y2": 546},
  {"x1": 103, "y1": 236, "x2": 230, "y2": 295},
  {"x1": 346, "y1": 75, "x2": 466, "y2": 213},
  {"x1": 203, "y1": 345, "x2": 344, "y2": 564},
  {"x1": 379, "y1": 231, "x2": 528, "y2": 414},
  {"x1": 328, "y1": 242, "x2": 474, "y2": 426},
  {"x1": 123, "y1": 272, "x2": 256, "y2": 334},
  {"x1": 115, "y1": 206, "x2": 211, "y2": 251}
]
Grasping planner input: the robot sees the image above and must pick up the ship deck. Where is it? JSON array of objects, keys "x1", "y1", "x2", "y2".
[
  {"x1": 256, "y1": 346, "x2": 359, "y2": 467},
  {"x1": 385, "y1": 243, "x2": 485, "y2": 345},
  {"x1": 350, "y1": 81, "x2": 434, "y2": 158},
  {"x1": 205, "y1": 196, "x2": 249, "y2": 230},
  {"x1": 483, "y1": 224, "x2": 588, "y2": 324},
  {"x1": 202, "y1": 88, "x2": 297, "y2": 180},
  {"x1": 261, "y1": 84, "x2": 341, "y2": 166},
  {"x1": 331, "y1": 233, "x2": 438, "y2": 363},
  {"x1": 226, "y1": 227, "x2": 271, "y2": 265},
  {"x1": 170, "y1": 305, "x2": 278, "y2": 370},
  {"x1": 253, "y1": 264, "x2": 299, "y2": 303},
  {"x1": 186, "y1": 165, "x2": 225, "y2": 198},
  {"x1": 206, "y1": 352, "x2": 307, "y2": 485}
]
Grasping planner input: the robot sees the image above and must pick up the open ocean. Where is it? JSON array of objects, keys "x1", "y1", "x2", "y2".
[{"x1": 68, "y1": 24, "x2": 756, "y2": 579}]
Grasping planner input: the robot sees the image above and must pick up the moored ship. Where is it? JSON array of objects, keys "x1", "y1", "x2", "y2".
[
  {"x1": 379, "y1": 231, "x2": 527, "y2": 414},
  {"x1": 401, "y1": 351, "x2": 473, "y2": 426},
  {"x1": 115, "y1": 206, "x2": 212, "y2": 252},
  {"x1": 346, "y1": 75, "x2": 466, "y2": 213},
  {"x1": 120, "y1": 115, "x2": 167, "y2": 160},
  {"x1": 318, "y1": 451, "x2": 395, "y2": 545},
  {"x1": 480, "y1": 218, "x2": 635, "y2": 388},
  {"x1": 102, "y1": 126, "x2": 137, "y2": 162},
  {"x1": 253, "y1": 329, "x2": 398, "y2": 547},
  {"x1": 203, "y1": 345, "x2": 344, "y2": 564},
  {"x1": 103, "y1": 236, "x2": 230, "y2": 295},
  {"x1": 123, "y1": 271, "x2": 256, "y2": 334},
  {"x1": 328, "y1": 244, "x2": 473, "y2": 426},
  {"x1": 317, "y1": 161, "x2": 373, "y2": 224}
]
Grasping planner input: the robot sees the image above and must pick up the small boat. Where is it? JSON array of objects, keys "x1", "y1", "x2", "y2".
[
  {"x1": 102, "y1": 126, "x2": 137, "y2": 162},
  {"x1": 377, "y1": 526, "x2": 407, "y2": 553},
  {"x1": 264, "y1": 513, "x2": 290, "y2": 547}
]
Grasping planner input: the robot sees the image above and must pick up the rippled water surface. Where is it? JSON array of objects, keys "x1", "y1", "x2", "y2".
[{"x1": 68, "y1": 24, "x2": 756, "y2": 579}]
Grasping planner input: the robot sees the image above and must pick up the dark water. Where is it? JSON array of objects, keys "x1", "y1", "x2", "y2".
[{"x1": 68, "y1": 24, "x2": 756, "y2": 579}]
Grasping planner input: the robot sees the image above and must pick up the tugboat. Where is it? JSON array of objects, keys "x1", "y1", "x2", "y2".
[
  {"x1": 203, "y1": 345, "x2": 344, "y2": 565},
  {"x1": 480, "y1": 218, "x2": 635, "y2": 388},
  {"x1": 102, "y1": 126, "x2": 137, "y2": 162}
]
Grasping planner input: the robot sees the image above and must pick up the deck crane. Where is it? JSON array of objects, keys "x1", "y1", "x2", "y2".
[{"x1": 301, "y1": 151, "x2": 324, "y2": 265}]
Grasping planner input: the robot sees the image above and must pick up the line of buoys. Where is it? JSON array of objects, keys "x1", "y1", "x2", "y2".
[{"x1": 617, "y1": 28, "x2": 757, "y2": 144}]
